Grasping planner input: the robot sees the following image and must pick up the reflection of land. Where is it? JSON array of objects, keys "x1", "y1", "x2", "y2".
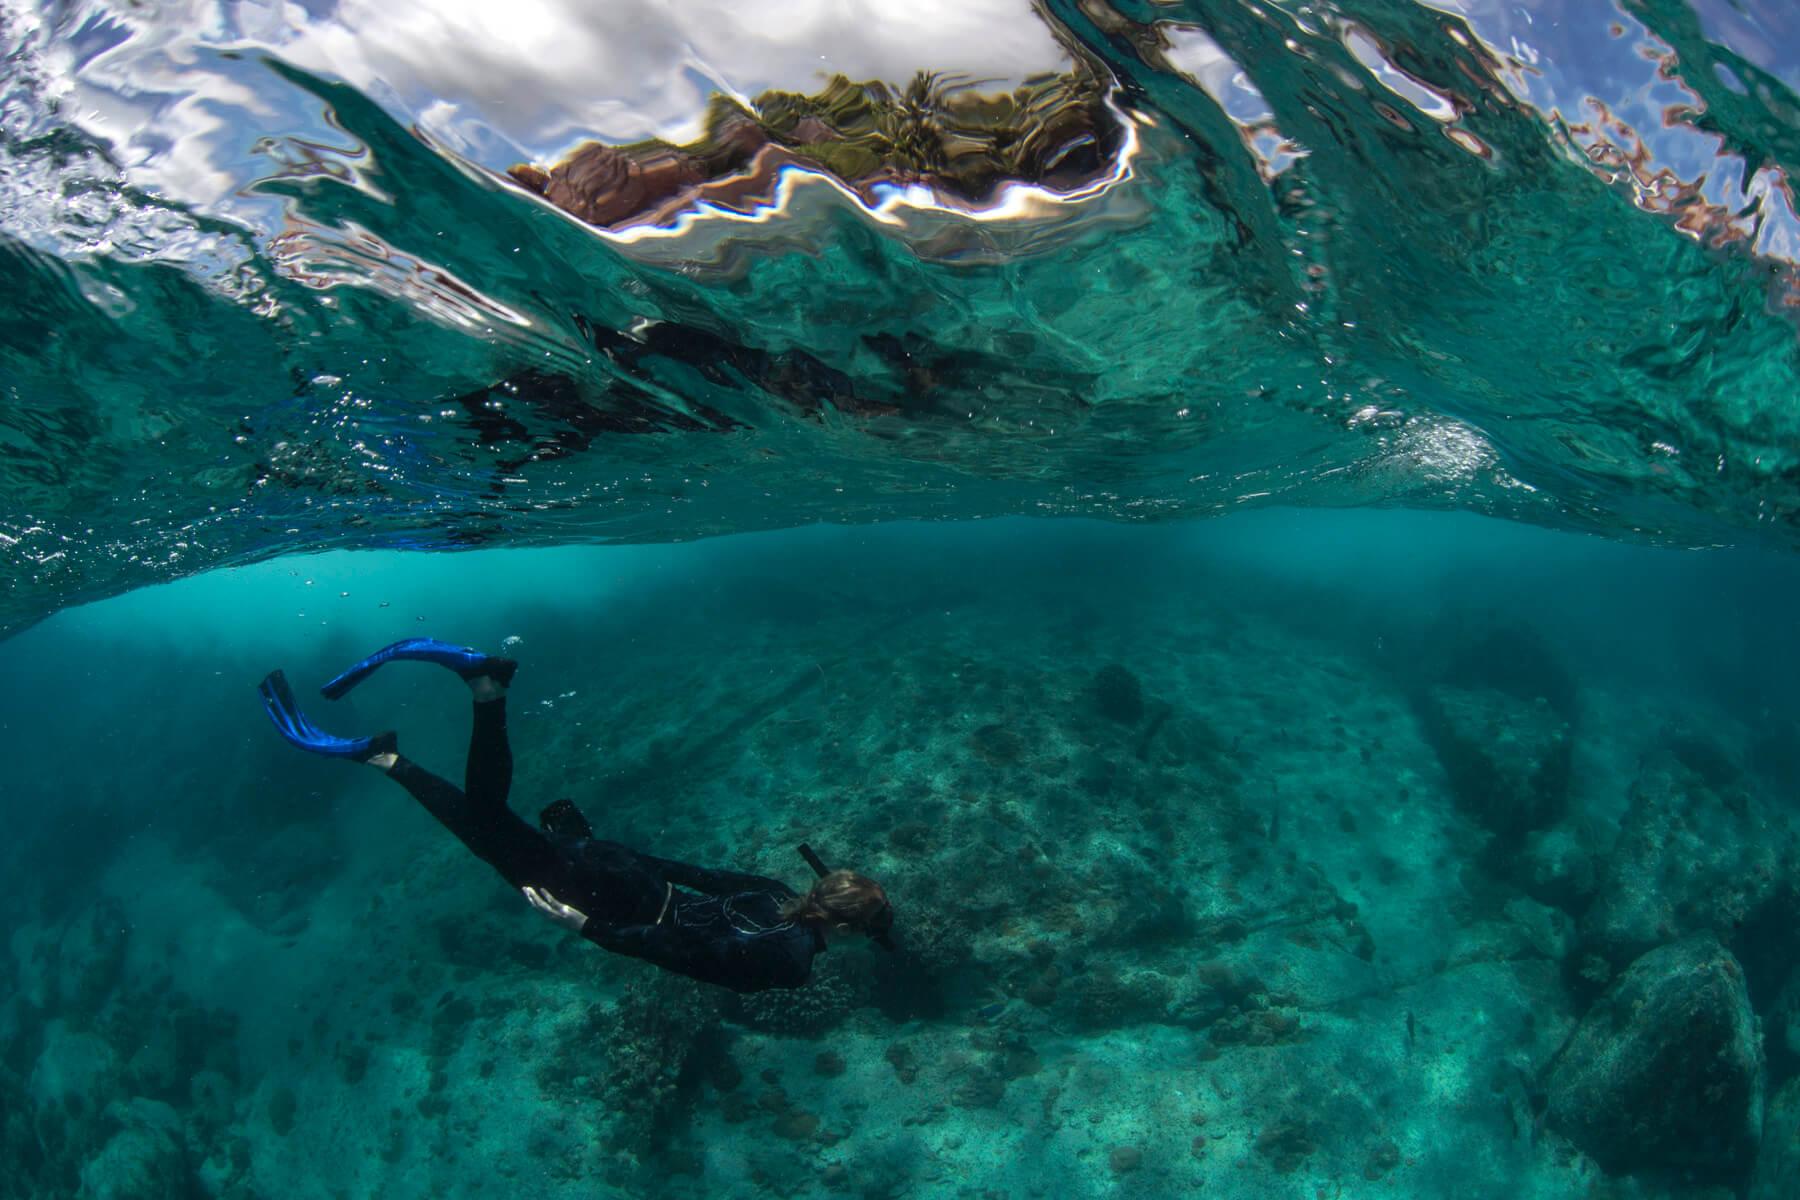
[{"x1": 505, "y1": 70, "x2": 1124, "y2": 231}]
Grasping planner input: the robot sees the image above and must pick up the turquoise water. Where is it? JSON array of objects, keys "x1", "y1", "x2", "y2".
[
  {"x1": 5, "y1": 0, "x2": 1800, "y2": 1197},
  {"x1": 7, "y1": 514, "x2": 1800, "y2": 1198}
]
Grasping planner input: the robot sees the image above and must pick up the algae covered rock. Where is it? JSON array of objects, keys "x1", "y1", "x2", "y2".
[
  {"x1": 1543, "y1": 935, "x2": 1763, "y2": 1179},
  {"x1": 1415, "y1": 684, "x2": 1570, "y2": 841},
  {"x1": 1582, "y1": 754, "x2": 1794, "y2": 967}
]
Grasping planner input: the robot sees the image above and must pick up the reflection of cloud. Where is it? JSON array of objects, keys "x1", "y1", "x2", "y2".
[{"x1": 66, "y1": 0, "x2": 1072, "y2": 169}]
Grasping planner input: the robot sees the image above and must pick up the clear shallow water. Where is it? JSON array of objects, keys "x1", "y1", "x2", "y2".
[
  {"x1": 3, "y1": 0, "x2": 1800, "y2": 638},
  {"x1": 6, "y1": 513, "x2": 1800, "y2": 1200},
  {"x1": 5, "y1": 2, "x2": 1800, "y2": 1199}
]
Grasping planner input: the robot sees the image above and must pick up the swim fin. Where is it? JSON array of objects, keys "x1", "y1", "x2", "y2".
[
  {"x1": 319, "y1": 638, "x2": 518, "y2": 700},
  {"x1": 259, "y1": 670, "x2": 397, "y2": 761}
]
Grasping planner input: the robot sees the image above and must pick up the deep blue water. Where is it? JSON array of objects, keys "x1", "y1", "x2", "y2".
[{"x1": 5, "y1": 0, "x2": 1800, "y2": 1197}]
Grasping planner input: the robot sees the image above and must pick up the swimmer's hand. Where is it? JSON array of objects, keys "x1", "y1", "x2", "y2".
[{"x1": 523, "y1": 886, "x2": 588, "y2": 933}]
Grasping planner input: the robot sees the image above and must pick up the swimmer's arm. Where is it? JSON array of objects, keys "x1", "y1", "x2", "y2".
[
  {"x1": 522, "y1": 886, "x2": 589, "y2": 933},
  {"x1": 639, "y1": 855, "x2": 793, "y2": 899}
]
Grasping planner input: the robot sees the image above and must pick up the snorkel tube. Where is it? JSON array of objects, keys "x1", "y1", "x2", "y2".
[{"x1": 797, "y1": 844, "x2": 896, "y2": 951}]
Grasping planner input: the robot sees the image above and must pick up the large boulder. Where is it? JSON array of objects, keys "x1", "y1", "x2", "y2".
[
  {"x1": 1582, "y1": 755, "x2": 1796, "y2": 968},
  {"x1": 1544, "y1": 935, "x2": 1763, "y2": 1180},
  {"x1": 1415, "y1": 685, "x2": 1570, "y2": 842}
]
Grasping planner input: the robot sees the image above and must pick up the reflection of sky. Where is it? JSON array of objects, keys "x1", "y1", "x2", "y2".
[
  {"x1": 1158, "y1": 24, "x2": 1306, "y2": 179},
  {"x1": 1687, "y1": 0, "x2": 1799, "y2": 90},
  {"x1": 1419, "y1": 0, "x2": 1800, "y2": 271}
]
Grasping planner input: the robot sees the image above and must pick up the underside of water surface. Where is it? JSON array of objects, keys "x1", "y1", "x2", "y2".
[
  {"x1": 2, "y1": 0, "x2": 1800, "y2": 637},
  {"x1": 4, "y1": 1, "x2": 1800, "y2": 1199}
]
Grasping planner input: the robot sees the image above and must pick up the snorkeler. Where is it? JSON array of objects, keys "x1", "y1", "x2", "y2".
[{"x1": 256, "y1": 639, "x2": 894, "y2": 992}]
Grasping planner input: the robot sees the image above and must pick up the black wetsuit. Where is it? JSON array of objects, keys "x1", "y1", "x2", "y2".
[{"x1": 387, "y1": 697, "x2": 825, "y2": 992}]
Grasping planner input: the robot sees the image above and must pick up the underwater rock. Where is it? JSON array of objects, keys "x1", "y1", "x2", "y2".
[
  {"x1": 1415, "y1": 685, "x2": 1570, "y2": 842},
  {"x1": 1582, "y1": 754, "x2": 1794, "y2": 968},
  {"x1": 19, "y1": 898, "x2": 131, "y2": 1014},
  {"x1": 28, "y1": 1018, "x2": 119, "y2": 1112},
  {"x1": 1253, "y1": 1117, "x2": 1316, "y2": 1174},
  {"x1": 1751, "y1": 1077, "x2": 1800, "y2": 1200},
  {"x1": 79, "y1": 1098, "x2": 186, "y2": 1200},
  {"x1": 1513, "y1": 823, "x2": 1597, "y2": 911},
  {"x1": 1502, "y1": 896, "x2": 1576, "y2": 962},
  {"x1": 969, "y1": 721, "x2": 1025, "y2": 765},
  {"x1": 883, "y1": 1042, "x2": 918, "y2": 1085},
  {"x1": 1092, "y1": 664, "x2": 1144, "y2": 725},
  {"x1": 1066, "y1": 967, "x2": 1173, "y2": 1030},
  {"x1": 188, "y1": 1068, "x2": 236, "y2": 1129},
  {"x1": 1543, "y1": 935, "x2": 1762, "y2": 1179},
  {"x1": 1767, "y1": 965, "x2": 1800, "y2": 1083}
]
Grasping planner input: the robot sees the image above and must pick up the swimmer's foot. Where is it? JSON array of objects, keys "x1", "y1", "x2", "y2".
[
  {"x1": 319, "y1": 638, "x2": 518, "y2": 700},
  {"x1": 258, "y1": 670, "x2": 397, "y2": 762}
]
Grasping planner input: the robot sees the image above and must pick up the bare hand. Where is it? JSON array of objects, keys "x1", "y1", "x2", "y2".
[{"x1": 522, "y1": 886, "x2": 589, "y2": 933}]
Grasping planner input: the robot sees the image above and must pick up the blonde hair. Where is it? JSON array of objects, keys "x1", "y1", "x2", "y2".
[{"x1": 782, "y1": 870, "x2": 891, "y2": 935}]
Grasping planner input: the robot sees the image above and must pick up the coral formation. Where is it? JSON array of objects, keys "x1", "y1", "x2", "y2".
[
  {"x1": 554, "y1": 972, "x2": 727, "y2": 1154},
  {"x1": 728, "y1": 954, "x2": 867, "y2": 1036}
]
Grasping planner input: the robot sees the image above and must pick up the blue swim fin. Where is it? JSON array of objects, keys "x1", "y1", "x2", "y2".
[
  {"x1": 319, "y1": 638, "x2": 518, "y2": 700},
  {"x1": 259, "y1": 670, "x2": 397, "y2": 761}
]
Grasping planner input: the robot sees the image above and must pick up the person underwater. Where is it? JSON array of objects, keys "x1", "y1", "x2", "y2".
[{"x1": 257, "y1": 639, "x2": 895, "y2": 992}]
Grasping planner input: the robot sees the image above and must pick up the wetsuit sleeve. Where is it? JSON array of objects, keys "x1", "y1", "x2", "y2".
[
  {"x1": 579, "y1": 920, "x2": 664, "y2": 958},
  {"x1": 640, "y1": 856, "x2": 796, "y2": 901}
]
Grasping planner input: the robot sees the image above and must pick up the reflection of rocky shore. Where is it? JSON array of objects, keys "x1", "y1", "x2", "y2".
[{"x1": 506, "y1": 70, "x2": 1123, "y2": 230}]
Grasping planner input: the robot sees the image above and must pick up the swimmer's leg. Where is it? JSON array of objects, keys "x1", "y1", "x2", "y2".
[
  {"x1": 464, "y1": 684, "x2": 512, "y2": 809},
  {"x1": 319, "y1": 638, "x2": 518, "y2": 700},
  {"x1": 258, "y1": 670, "x2": 396, "y2": 762},
  {"x1": 381, "y1": 746, "x2": 558, "y2": 890}
]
